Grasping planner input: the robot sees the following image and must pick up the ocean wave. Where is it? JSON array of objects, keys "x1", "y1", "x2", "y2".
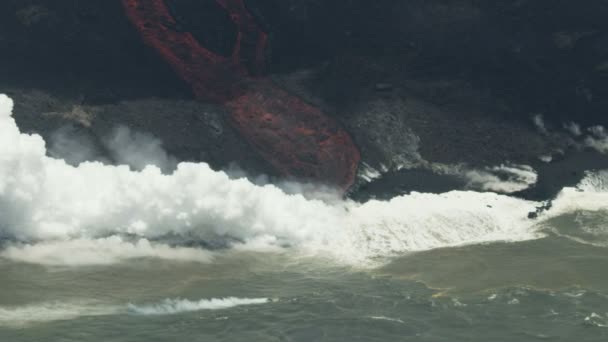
[
  {"x1": 1, "y1": 236, "x2": 213, "y2": 266},
  {"x1": 1, "y1": 94, "x2": 607, "y2": 267},
  {"x1": 0, "y1": 297, "x2": 268, "y2": 326},
  {"x1": 367, "y1": 316, "x2": 405, "y2": 324},
  {"x1": 584, "y1": 312, "x2": 608, "y2": 328},
  {"x1": 127, "y1": 297, "x2": 269, "y2": 315},
  {"x1": 0, "y1": 301, "x2": 118, "y2": 327}
]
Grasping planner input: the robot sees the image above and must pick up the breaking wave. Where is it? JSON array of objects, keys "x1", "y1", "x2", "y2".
[
  {"x1": 128, "y1": 297, "x2": 269, "y2": 315},
  {"x1": 0, "y1": 301, "x2": 118, "y2": 327},
  {"x1": 1, "y1": 94, "x2": 607, "y2": 267},
  {"x1": 1, "y1": 236, "x2": 213, "y2": 266},
  {"x1": 0, "y1": 297, "x2": 267, "y2": 326}
]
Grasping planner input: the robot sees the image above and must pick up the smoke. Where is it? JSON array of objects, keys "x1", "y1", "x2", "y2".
[
  {"x1": 584, "y1": 125, "x2": 608, "y2": 154},
  {"x1": 531, "y1": 117, "x2": 608, "y2": 157},
  {"x1": 48, "y1": 125, "x2": 105, "y2": 166},
  {"x1": 543, "y1": 119, "x2": 608, "y2": 155},
  {"x1": 103, "y1": 125, "x2": 178, "y2": 173},
  {"x1": 47, "y1": 123, "x2": 178, "y2": 172},
  {"x1": 1, "y1": 94, "x2": 607, "y2": 267},
  {"x1": 563, "y1": 122, "x2": 582, "y2": 136},
  {"x1": 533, "y1": 114, "x2": 548, "y2": 135}
]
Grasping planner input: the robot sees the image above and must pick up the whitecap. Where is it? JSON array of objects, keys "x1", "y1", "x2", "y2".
[
  {"x1": 127, "y1": 297, "x2": 269, "y2": 315},
  {"x1": 0, "y1": 301, "x2": 119, "y2": 327},
  {"x1": 1, "y1": 236, "x2": 213, "y2": 266},
  {"x1": 367, "y1": 316, "x2": 405, "y2": 324}
]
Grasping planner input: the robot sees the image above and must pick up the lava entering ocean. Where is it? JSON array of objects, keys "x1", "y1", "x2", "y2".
[{"x1": 121, "y1": 0, "x2": 361, "y2": 191}]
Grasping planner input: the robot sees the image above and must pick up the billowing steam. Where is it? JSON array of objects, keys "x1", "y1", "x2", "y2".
[
  {"x1": 103, "y1": 125, "x2": 178, "y2": 173},
  {"x1": 1, "y1": 94, "x2": 607, "y2": 267},
  {"x1": 49, "y1": 123, "x2": 177, "y2": 172},
  {"x1": 585, "y1": 125, "x2": 608, "y2": 154}
]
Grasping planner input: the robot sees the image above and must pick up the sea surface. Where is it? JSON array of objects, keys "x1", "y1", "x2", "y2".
[{"x1": 1, "y1": 214, "x2": 608, "y2": 342}]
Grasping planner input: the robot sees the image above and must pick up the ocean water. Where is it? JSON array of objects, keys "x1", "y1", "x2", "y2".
[
  {"x1": 1, "y1": 93, "x2": 608, "y2": 341},
  {"x1": 1, "y1": 229, "x2": 608, "y2": 342}
]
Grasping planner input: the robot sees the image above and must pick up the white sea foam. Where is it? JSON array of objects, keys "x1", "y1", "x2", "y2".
[
  {"x1": 128, "y1": 297, "x2": 269, "y2": 315},
  {"x1": 464, "y1": 164, "x2": 538, "y2": 193},
  {"x1": 1, "y1": 94, "x2": 607, "y2": 267},
  {"x1": 0, "y1": 301, "x2": 118, "y2": 327},
  {"x1": 584, "y1": 312, "x2": 608, "y2": 328},
  {"x1": 1, "y1": 236, "x2": 213, "y2": 266},
  {"x1": 0, "y1": 297, "x2": 268, "y2": 326},
  {"x1": 542, "y1": 170, "x2": 608, "y2": 228},
  {"x1": 367, "y1": 316, "x2": 405, "y2": 324}
]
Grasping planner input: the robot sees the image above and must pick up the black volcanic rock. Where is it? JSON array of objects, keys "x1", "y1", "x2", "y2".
[
  {"x1": 2, "y1": 0, "x2": 608, "y2": 198},
  {"x1": 248, "y1": 0, "x2": 608, "y2": 126}
]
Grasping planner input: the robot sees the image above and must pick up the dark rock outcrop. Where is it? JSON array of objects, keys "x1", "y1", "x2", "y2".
[{"x1": 2, "y1": 0, "x2": 608, "y2": 199}]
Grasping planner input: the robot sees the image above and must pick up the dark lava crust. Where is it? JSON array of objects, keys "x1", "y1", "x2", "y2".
[{"x1": 2, "y1": 0, "x2": 608, "y2": 200}]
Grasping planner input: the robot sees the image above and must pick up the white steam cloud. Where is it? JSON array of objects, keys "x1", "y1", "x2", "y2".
[
  {"x1": 543, "y1": 118, "x2": 608, "y2": 156},
  {"x1": 564, "y1": 122, "x2": 582, "y2": 136},
  {"x1": 585, "y1": 125, "x2": 608, "y2": 154},
  {"x1": 103, "y1": 125, "x2": 178, "y2": 173},
  {"x1": 1, "y1": 94, "x2": 607, "y2": 267},
  {"x1": 48, "y1": 125, "x2": 102, "y2": 166},
  {"x1": 533, "y1": 114, "x2": 548, "y2": 135},
  {"x1": 48, "y1": 124, "x2": 177, "y2": 172}
]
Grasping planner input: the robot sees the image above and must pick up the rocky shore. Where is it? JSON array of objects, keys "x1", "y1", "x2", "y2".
[{"x1": 2, "y1": 0, "x2": 608, "y2": 200}]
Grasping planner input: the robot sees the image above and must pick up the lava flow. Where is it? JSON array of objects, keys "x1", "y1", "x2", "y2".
[{"x1": 122, "y1": 0, "x2": 360, "y2": 191}]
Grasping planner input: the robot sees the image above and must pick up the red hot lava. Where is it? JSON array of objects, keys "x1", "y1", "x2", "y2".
[{"x1": 122, "y1": 0, "x2": 360, "y2": 191}]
